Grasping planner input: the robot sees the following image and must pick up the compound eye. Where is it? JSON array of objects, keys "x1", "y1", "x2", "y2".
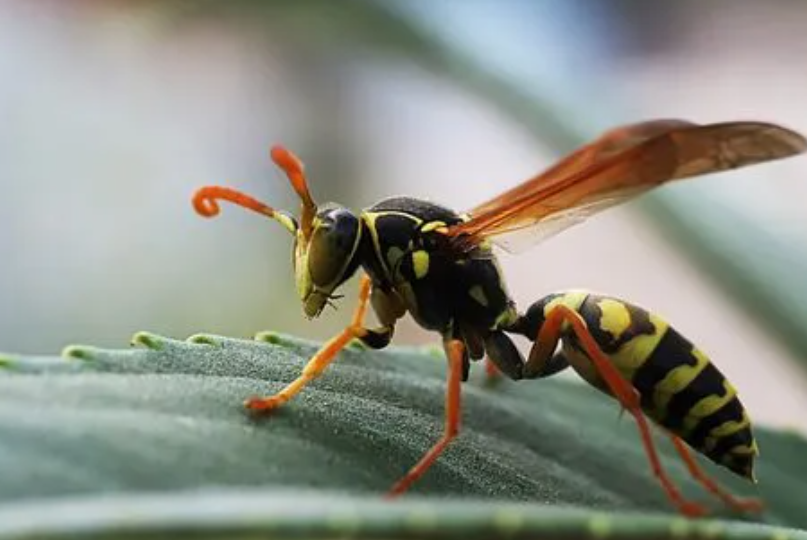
[{"x1": 308, "y1": 210, "x2": 359, "y2": 287}]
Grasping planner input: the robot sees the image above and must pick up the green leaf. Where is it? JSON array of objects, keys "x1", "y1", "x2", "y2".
[{"x1": 1, "y1": 333, "x2": 807, "y2": 539}]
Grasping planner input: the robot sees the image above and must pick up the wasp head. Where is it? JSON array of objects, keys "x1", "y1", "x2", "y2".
[
  {"x1": 294, "y1": 203, "x2": 362, "y2": 318},
  {"x1": 192, "y1": 145, "x2": 362, "y2": 319}
]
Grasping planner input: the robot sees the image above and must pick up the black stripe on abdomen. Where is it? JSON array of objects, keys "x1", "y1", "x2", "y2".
[
  {"x1": 687, "y1": 395, "x2": 745, "y2": 450},
  {"x1": 630, "y1": 327, "x2": 697, "y2": 412}
]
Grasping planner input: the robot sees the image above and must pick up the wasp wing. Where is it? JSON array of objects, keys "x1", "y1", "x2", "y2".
[{"x1": 448, "y1": 120, "x2": 806, "y2": 252}]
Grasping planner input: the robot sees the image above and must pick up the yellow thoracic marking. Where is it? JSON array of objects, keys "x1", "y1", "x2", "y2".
[
  {"x1": 363, "y1": 210, "x2": 424, "y2": 225},
  {"x1": 361, "y1": 211, "x2": 422, "y2": 282},
  {"x1": 610, "y1": 314, "x2": 668, "y2": 381},
  {"x1": 682, "y1": 379, "x2": 738, "y2": 434},
  {"x1": 494, "y1": 305, "x2": 520, "y2": 329},
  {"x1": 412, "y1": 250, "x2": 430, "y2": 279},
  {"x1": 597, "y1": 299, "x2": 632, "y2": 340},
  {"x1": 703, "y1": 411, "x2": 751, "y2": 453},
  {"x1": 478, "y1": 238, "x2": 493, "y2": 251},
  {"x1": 469, "y1": 285, "x2": 488, "y2": 307},
  {"x1": 421, "y1": 220, "x2": 447, "y2": 233},
  {"x1": 651, "y1": 346, "x2": 709, "y2": 415}
]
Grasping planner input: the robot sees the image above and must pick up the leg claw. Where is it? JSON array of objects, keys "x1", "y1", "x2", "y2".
[
  {"x1": 244, "y1": 395, "x2": 284, "y2": 413},
  {"x1": 730, "y1": 497, "x2": 764, "y2": 514},
  {"x1": 679, "y1": 501, "x2": 709, "y2": 518}
]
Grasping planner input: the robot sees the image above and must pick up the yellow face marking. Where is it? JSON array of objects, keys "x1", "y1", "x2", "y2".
[
  {"x1": 469, "y1": 285, "x2": 489, "y2": 307},
  {"x1": 274, "y1": 213, "x2": 297, "y2": 234},
  {"x1": 412, "y1": 250, "x2": 430, "y2": 279},
  {"x1": 682, "y1": 379, "x2": 738, "y2": 434},
  {"x1": 610, "y1": 314, "x2": 668, "y2": 380},
  {"x1": 597, "y1": 299, "x2": 632, "y2": 341},
  {"x1": 421, "y1": 221, "x2": 447, "y2": 233},
  {"x1": 651, "y1": 346, "x2": 709, "y2": 414},
  {"x1": 294, "y1": 230, "x2": 312, "y2": 301}
]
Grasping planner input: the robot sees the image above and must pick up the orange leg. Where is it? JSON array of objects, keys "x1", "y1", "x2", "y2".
[
  {"x1": 387, "y1": 338, "x2": 465, "y2": 496},
  {"x1": 669, "y1": 435, "x2": 763, "y2": 514},
  {"x1": 524, "y1": 305, "x2": 707, "y2": 518},
  {"x1": 246, "y1": 275, "x2": 373, "y2": 412}
]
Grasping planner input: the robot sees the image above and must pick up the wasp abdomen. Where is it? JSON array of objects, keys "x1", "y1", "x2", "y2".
[{"x1": 566, "y1": 293, "x2": 757, "y2": 480}]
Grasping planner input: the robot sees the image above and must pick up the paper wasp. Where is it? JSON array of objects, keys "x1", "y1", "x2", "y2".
[{"x1": 192, "y1": 119, "x2": 806, "y2": 517}]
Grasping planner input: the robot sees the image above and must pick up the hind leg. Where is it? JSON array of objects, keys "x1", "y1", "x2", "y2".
[{"x1": 516, "y1": 302, "x2": 708, "y2": 517}]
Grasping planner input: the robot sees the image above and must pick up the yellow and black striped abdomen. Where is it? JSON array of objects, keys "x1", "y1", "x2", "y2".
[{"x1": 569, "y1": 293, "x2": 758, "y2": 481}]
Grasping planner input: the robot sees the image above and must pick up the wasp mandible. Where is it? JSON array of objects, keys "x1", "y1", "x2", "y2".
[{"x1": 193, "y1": 119, "x2": 806, "y2": 517}]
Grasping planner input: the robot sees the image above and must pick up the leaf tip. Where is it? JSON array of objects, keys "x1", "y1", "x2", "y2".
[
  {"x1": 187, "y1": 334, "x2": 220, "y2": 346},
  {"x1": 403, "y1": 509, "x2": 439, "y2": 534},
  {"x1": 587, "y1": 513, "x2": 612, "y2": 538},
  {"x1": 254, "y1": 331, "x2": 286, "y2": 345},
  {"x1": 668, "y1": 517, "x2": 694, "y2": 539},
  {"x1": 0, "y1": 354, "x2": 14, "y2": 369},
  {"x1": 698, "y1": 521, "x2": 725, "y2": 539},
  {"x1": 130, "y1": 331, "x2": 165, "y2": 350},
  {"x1": 348, "y1": 338, "x2": 368, "y2": 351},
  {"x1": 491, "y1": 509, "x2": 526, "y2": 536},
  {"x1": 61, "y1": 345, "x2": 96, "y2": 361}
]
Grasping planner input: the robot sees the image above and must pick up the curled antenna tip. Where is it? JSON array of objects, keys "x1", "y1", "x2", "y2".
[
  {"x1": 192, "y1": 187, "x2": 222, "y2": 218},
  {"x1": 192, "y1": 186, "x2": 275, "y2": 219}
]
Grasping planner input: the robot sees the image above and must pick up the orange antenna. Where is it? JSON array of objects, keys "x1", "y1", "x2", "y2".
[
  {"x1": 192, "y1": 186, "x2": 297, "y2": 235},
  {"x1": 271, "y1": 145, "x2": 317, "y2": 239}
]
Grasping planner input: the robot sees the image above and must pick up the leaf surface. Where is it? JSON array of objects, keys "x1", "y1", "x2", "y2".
[{"x1": 1, "y1": 333, "x2": 806, "y2": 538}]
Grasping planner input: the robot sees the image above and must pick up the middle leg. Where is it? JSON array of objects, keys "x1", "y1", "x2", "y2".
[
  {"x1": 246, "y1": 274, "x2": 376, "y2": 412},
  {"x1": 387, "y1": 337, "x2": 465, "y2": 496}
]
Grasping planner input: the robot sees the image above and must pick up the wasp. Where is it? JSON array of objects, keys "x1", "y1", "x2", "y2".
[{"x1": 192, "y1": 119, "x2": 806, "y2": 517}]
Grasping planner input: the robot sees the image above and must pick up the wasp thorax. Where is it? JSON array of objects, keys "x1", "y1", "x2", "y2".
[{"x1": 294, "y1": 204, "x2": 362, "y2": 318}]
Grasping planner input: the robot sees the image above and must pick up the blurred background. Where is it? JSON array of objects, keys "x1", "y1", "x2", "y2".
[{"x1": 3, "y1": 0, "x2": 807, "y2": 431}]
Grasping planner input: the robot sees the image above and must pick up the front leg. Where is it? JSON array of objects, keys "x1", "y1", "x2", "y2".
[
  {"x1": 352, "y1": 284, "x2": 407, "y2": 350},
  {"x1": 246, "y1": 274, "x2": 377, "y2": 412}
]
